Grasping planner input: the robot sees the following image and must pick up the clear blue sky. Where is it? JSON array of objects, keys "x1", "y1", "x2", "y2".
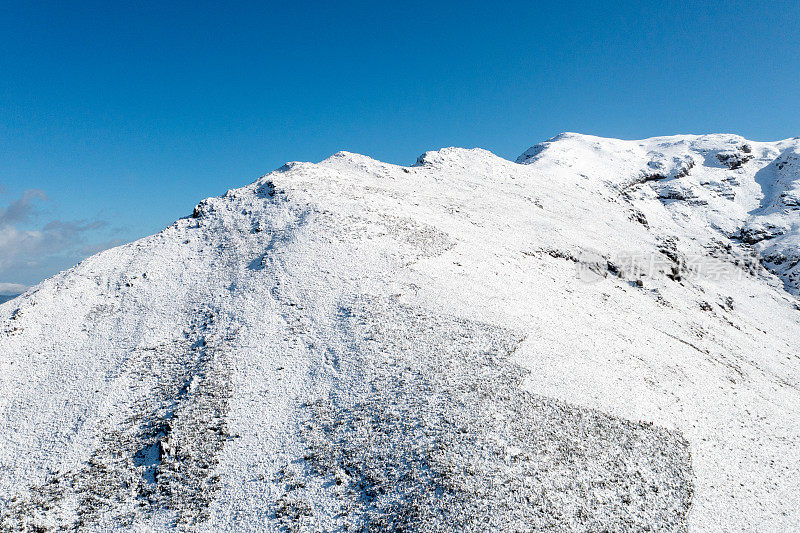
[{"x1": 1, "y1": 0, "x2": 799, "y2": 290}]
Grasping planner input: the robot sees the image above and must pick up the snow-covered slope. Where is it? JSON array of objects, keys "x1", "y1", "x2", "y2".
[
  {"x1": 518, "y1": 133, "x2": 800, "y2": 295},
  {"x1": 1, "y1": 134, "x2": 799, "y2": 531}
]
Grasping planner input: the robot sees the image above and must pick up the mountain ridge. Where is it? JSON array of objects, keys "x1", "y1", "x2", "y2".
[{"x1": 1, "y1": 133, "x2": 799, "y2": 531}]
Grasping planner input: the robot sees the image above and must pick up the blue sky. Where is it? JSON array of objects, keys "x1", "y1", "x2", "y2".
[{"x1": 1, "y1": 0, "x2": 799, "y2": 291}]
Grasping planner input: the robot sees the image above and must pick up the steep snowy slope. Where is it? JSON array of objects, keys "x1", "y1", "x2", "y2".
[
  {"x1": 1, "y1": 134, "x2": 799, "y2": 531},
  {"x1": 518, "y1": 133, "x2": 800, "y2": 295}
]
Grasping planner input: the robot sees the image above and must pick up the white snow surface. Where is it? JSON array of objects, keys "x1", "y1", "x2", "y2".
[{"x1": 1, "y1": 133, "x2": 799, "y2": 531}]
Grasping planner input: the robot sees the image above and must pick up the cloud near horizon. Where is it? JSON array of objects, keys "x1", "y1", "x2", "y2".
[
  {"x1": 0, "y1": 189, "x2": 123, "y2": 289},
  {"x1": 0, "y1": 282, "x2": 27, "y2": 296},
  {"x1": 0, "y1": 189, "x2": 47, "y2": 226}
]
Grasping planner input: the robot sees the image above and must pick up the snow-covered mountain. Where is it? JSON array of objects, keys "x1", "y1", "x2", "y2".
[{"x1": 1, "y1": 133, "x2": 799, "y2": 532}]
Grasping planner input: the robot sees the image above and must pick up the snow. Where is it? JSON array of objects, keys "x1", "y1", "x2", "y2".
[{"x1": 1, "y1": 133, "x2": 799, "y2": 531}]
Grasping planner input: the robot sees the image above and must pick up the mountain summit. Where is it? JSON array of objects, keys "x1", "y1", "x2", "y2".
[{"x1": 1, "y1": 134, "x2": 799, "y2": 531}]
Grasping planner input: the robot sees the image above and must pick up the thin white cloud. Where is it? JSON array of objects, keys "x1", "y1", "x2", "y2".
[
  {"x1": 0, "y1": 282, "x2": 27, "y2": 295},
  {"x1": 0, "y1": 189, "x2": 118, "y2": 287},
  {"x1": 0, "y1": 189, "x2": 47, "y2": 226}
]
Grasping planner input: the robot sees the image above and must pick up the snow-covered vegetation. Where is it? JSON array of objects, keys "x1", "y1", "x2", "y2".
[{"x1": 1, "y1": 133, "x2": 799, "y2": 531}]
